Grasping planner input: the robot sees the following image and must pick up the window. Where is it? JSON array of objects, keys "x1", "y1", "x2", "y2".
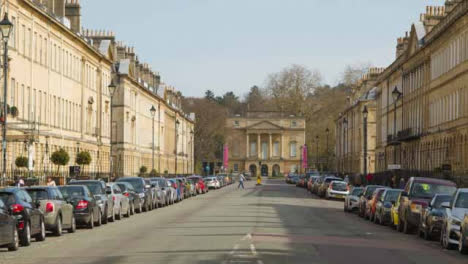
[
  {"x1": 291, "y1": 121, "x2": 297, "y2": 127},
  {"x1": 250, "y1": 142, "x2": 256, "y2": 157},
  {"x1": 273, "y1": 141, "x2": 280, "y2": 157},
  {"x1": 262, "y1": 142, "x2": 268, "y2": 159},
  {"x1": 290, "y1": 141, "x2": 297, "y2": 157},
  {"x1": 9, "y1": 17, "x2": 15, "y2": 48},
  {"x1": 234, "y1": 120, "x2": 239, "y2": 127},
  {"x1": 234, "y1": 164, "x2": 239, "y2": 172}
]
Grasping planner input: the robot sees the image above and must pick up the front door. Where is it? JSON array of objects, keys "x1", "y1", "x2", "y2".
[{"x1": 261, "y1": 165, "x2": 268, "y2": 177}]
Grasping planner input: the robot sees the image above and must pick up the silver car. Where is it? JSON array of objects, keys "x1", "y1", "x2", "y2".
[
  {"x1": 205, "y1": 177, "x2": 220, "y2": 189},
  {"x1": 441, "y1": 188, "x2": 468, "y2": 249},
  {"x1": 344, "y1": 187, "x2": 364, "y2": 212},
  {"x1": 325, "y1": 181, "x2": 349, "y2": 200},
  {"x1": 106, "y1": 183, "x2": 131, "y2": 219}
]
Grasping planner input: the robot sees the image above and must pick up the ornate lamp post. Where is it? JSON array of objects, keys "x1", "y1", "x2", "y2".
[
  {"x1": 0, "y1": 13, "x2": 12, "y2": 185},
  {"x1": 392, "y1": 86, "x2": 402, "y2": 165},
  {"x1": 190, "y1": 129, "x2": 194, "y2": 174},
  {"x1": 150, "y1": 105, "x2": 156, "y2": 172},
  {"x1": 108, "y1": 81, "x2": 117, "y2": 181},
  {"x1": 363, "y1": 106, "x2": 368, "y2": 178},
  {"x1": 343, "y1": 118, "x2": 348, "y2": 173}
]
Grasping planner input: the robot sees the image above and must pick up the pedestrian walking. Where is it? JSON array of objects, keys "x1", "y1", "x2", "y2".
[
  {"x1": 399, "y1": 178, "x2": 406, "y2": 189},
  {"x1": 17, "y1": 177, "x2": 25, "y2": 187},
  {"x1": 238, "y1": 173, "x2": 245, "y2": 189},
  {"x1": 47, "y1": 177, "x2": 56, "y2": 187}
]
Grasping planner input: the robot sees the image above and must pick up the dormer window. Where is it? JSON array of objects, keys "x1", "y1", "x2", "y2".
[
  {"x1": 291, "y1": 121, "x2": 297, "y2": 127},
  {"x1": 234, "y1": 120, "x2": 240, "y2": 127}
]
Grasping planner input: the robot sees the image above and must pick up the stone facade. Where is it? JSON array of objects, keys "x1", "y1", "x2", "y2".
[
  {"x1": 0, "y1": 0, "x2": 194, "y2": 182},
  {"x1": 335, "y1": 68, "x2": 383, "y2": 176},
  {"x1": 374, "y1": 0, "x2": 468, "y2": 180},
  {"x1": 225, "y1": 112, "x2": 305, "y2": 176}
]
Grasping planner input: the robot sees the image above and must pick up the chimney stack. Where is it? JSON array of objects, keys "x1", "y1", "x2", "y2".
[
  {"x1": 396, "y1": 31, "x2": 409, "y2": 59},
  {"x1": 65, "y1": 0, "x2": 81, "y2": 33}
]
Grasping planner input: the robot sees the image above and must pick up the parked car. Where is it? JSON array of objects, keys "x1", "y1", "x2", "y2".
[
  {"x1": 188, "y1": 176, "x2": 205, "y2": 194},
  {"x1": 344, "y1": 187, "x2": 364, "y2": 212},
  {"x1": 115, "y1": 182, "x2": 141, "y2": 215},
  {"x1": 149, "y1": 177, "x2": 167, "y2": 207},
  {"x1": 0, "y1": 198, "x2": 19, "y2": 251},
  {"x1": 367, "y1": 188, "x2": 388, "y2": 221},
  {"x1": 25, "y1": 186, "x2": 75, "y2": 235},
  {"x1": 116, "y1": 177, "x2": 152, "y2": 212},
  {"x1": 459, "y1": 212, "x2": 468, "y2": 254},
  {"x1": 398, "y1": 177, "x2": 456, "y2": 234},
  {"x1": 106, "y1": 183, "x2": 131, "y2": 219},
  {"x1": 307, "y1": 176, "x2": 321, "y2": 191},
  {"x1": 144, "y1": 179, "x2": 158, "y2": 210},
  {"x1": 165, "y1": 179, "x2": 178, "y2": 203},
  {"x1": 68, "y1": 180, "x2": 114, "y2": 224},
  {"x1": 325, "y1": 180, "x2": 349, "y2": 200},
  {"x1": 168, "y1": 178, "x2": 184, "y2": 202},
  {"x1": 59, "y1": 185, "x2": 101, "y2": 228},
  {"x1": 440, "y1": 188, "x2": 468, "y2": 249},
  {"x1": 390, "y1": 192, "x2": 404, "y2": 229},
  {"x1": 358, "y1": 185, "x2": 385, "y2": 218},
  {"x1": 317, "y1": 177, "x2": 342, "y2": 198},
  {"x1": 0, "y1": 188, "x2": 46, "y2": 246},
  {"x1": 374, "y1": 189, "x2": 402, "y2": 225},
  {"x1": 418, "y1": 194, "x2": 452, "y2": 240},
  {"x1": 204, "y1": 176, "x2": 220, "y2": 189},
  {"x1": 311, "y1": 177, "x2": 324, "y2": 194}
]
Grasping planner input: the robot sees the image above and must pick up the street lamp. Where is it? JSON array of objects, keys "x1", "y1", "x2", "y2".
[
  {"x1": 175, "y1": 119, "x2": 180, "y2": 176},
  {"x1": 392, "y1": 86, "x2": 402, "y2": 165},
  {"x1": 150, "y1": 105, "x2": 156, "y2": 172},
  {"x1": 0, "y1": 13, "x2": 12, "y2": 185},
  {"x1": 190, "y1": 129, "x2": 194, "y2": 174},
  {"x1": 315, "y1": 135, "x2": 319, "y2": 171},
  {"x1": 363, "y1": 106, "x2": 368, "y2": 178},
  {"x1": 108, "y1": 81, "x2": 117, "y2": 181}
]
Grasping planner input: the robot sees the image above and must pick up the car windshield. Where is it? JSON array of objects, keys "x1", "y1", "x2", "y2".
[
  {"x1": 384, "y1": 191, "x2": 401, "y2": 202},
  {"x1": 71, "y1": 182, "x2": 103, "y2": 195},
  {"x1": 59, "y1": 187, "x2": 85, "y2": 198},
  {"x1": 116, "y1": 183, "x2": 128, "y2": 192},
  {"x1": 455, "y1": 193, "x2": 468, "y2": 208},
  {"x1": 119, "y1": 179, "x2": 144, "y2": 192},
  {"x1": 364, "y1": 186, "x2": 379, "y2": 196},
  {"x1": 352, "y1": 188, "x2": 364, "y2": 196},
  {"x1": 0, "y1": 192, "x2": 15, "y2": 205},
  {"x1": 324, "y1": 178, "x2": 340, "y2": 184},
  {"x1": 411, "y1": 182, "x2": 456, "y2": 199},
  {"x1": 433, "y1": 196, "x2": 452, "y2": 208},
  {"x1": 331, "y1": 182, "x2": 347, "y2": 191},
  {"x1": 26, "y1": 189, "x2": 49, "y2": 200}
]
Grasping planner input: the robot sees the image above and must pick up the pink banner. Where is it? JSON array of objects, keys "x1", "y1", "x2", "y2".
[
  {"x1": 302, "y1": 144, "x2": 308, "y2": 169},
  {"x1": 223, "y1": 144, "x2": 229, "y2": 169}
]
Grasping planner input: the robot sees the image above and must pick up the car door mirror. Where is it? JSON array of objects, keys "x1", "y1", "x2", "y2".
[{"x1": 441, "y1": 202, "x2": 451, "y2": 209}]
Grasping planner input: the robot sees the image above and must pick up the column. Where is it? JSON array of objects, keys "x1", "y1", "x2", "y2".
[
  {"x1": 257, "y1": 134, "x2": 261, "y2": 159},
  {"x1": 280, "y1": 134, "x2": 284, "y2": 159},
  {"x1": 269, "y1": 134, "x2": 273, "y2": 159},
  {"x1": 246, "y1": 134, "x2": 250, "y2": 158}
]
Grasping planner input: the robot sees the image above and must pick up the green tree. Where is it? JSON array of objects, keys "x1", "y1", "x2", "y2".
[
  {"x1": 76, "y1": 151, "x2": 92, "y2": 172},
  {"x1": 15, "y1": 156, "x2": 28, "y2": 169},
  {"x1": 149, "y1": 169, "x2": 158, "y2": 177},
  {"x1": 204, "y1": 90, "x2": 215, "y2": 101},
  {"x1": 51, "y1": 148, "x2": 70, "y2": 175},
  {"x1": 139, "y1": 166, "x2": 148, "y2": 176}
]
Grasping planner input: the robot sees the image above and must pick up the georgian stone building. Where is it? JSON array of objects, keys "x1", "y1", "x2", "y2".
[
  {"x1": 225, "y1": 111, "x2": 305, "y2": 176},
  {"x1": 374, "y1": 0, "x2": 468, "y2": 179},
  {"x1": 335, "y1": 68, "x2": 384, "y2": 176},
  {"x1": 0, "y1": 0, "x2": 194, "y2": 181}
]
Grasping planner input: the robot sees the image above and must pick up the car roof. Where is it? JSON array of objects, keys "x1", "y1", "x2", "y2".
[
  {"x1": 0, "y1": 188, "x2": 20, "y2": 193},
  {"x1": 411, "y1": 177, "x2": 456, "y2": 186},
  {"x1": 330, "y1": 180, "x2": 346, "y2": 184}
]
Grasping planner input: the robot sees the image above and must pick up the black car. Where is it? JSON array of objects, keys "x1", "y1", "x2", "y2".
[
  {"x1": 116, "y1": 177, "x2": 152, "y2": 212},
  {"x1": 0, "y1": 188, "x2": 46, "y2": 246},
  {"x1": 59, "y1": 185, "x2": 101, "y2": 229},
  {"x1": 418, "y1": 194, "x2": 452, "y2": 240},
  {"x1": 68, "y1": 180, "x2": 114, "y2": 224},
  {"x1": 0, "y1": 199, "x2": 19, "y2": 251},
  {"x1": 115, "y1": 182, "x2": 141, "y2": 215}
]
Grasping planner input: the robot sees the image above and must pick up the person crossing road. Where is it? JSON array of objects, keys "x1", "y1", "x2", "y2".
[{"x1": 238, "y1": 173, "x2": 245, "y2": 189}]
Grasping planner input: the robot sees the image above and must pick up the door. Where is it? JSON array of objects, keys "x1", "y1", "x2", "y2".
[
  {"x1": 20, "y1": 191, "x2": 40, "y2": 233},
  {"x1": 0, "y1": 200, "x2": 10, "y2": 244},
  {"x1": 261, "y1": 165, "x2": 268, "y2": 177}
]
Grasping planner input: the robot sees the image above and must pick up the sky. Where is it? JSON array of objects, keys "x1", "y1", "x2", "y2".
[{"x1": 82, "y1": 0, "x2": 444, "y2": 98}]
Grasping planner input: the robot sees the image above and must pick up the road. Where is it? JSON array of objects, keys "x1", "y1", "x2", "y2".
[{"x1": 1, "y1": 179, "x2": 467, "y2": 264}]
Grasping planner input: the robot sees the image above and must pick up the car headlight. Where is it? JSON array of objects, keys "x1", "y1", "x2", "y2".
[
  {"x1": 431, "y1": 216, "x2": 442, "y2": 222},
  {"x1": 451, "y1": 218, "x2": 462, "y2": 226},
  {"x1": 410, "y1": 203, "x2": 422, "y2": 214}
]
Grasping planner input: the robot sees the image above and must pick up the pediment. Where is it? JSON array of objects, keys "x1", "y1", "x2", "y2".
[{"x1": 246, "y1": 121, "x2": 283, "y2": 130}]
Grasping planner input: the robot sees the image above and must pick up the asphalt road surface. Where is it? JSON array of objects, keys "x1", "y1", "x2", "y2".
[{"x1": 2, "y1": 179, "x2": 467, "y2": 264}]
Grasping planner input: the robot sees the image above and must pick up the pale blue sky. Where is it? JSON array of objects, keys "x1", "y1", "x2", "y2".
[{"x1": 82, "y1": 0, "x2": 444, "y2": 97}]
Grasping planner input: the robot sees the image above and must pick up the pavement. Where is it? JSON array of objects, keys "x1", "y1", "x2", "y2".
[{"x1": 1, "y1": 179, "x2": 467, "y2": 264}]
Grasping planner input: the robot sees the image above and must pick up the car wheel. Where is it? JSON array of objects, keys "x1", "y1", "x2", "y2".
[
  {"x1": 423, "y1": 227, "x2": 431, "y2": 241},
  {"x1": 95, "y1": 210, "x2": 102, "y2": 227},
  {"x1": 130, "y1": 203, "x2": 135, "y2": 215},
  {"x1": 7, "y1": 227, "x2": 19, "y2": 251},
  {"x1": 88, "y1": 212, "x2": 94, "y2": 229},
  {"x1": 137, "y1": 202, "x2": 142, "y2": 213},
  {"x1": 441, "y1": 226, "x2": 452, "y2": 249},
  {"x1": 54, "y1": 216, "x2": 63, "y2": 236},
  {"x1": 125, "y1": 205, "x2": 131, "y2": 218},
  {"x1": 459, "y1": 231, "x2": 468, "y2": 254},
  {"x1": 110, "y1": 208, "x2": 116, "y2": 222},
  {"x1": 116, "y1": 206, "x2": 122, "y2": 220},
  {"x1": 403, "y1": 218, "x2": 411, "y2": 234},
  {"x1": 20, "y1": 222, "x2": 31, "y2": 246},
  {"x1": 102, "y1": 207, "x2": 108, "y2": 225},
  {"x1": 34, "y1": 219, "x2": 46, "y2": 242},
  {"x1": 68, "y1": 216, "x2": 76, "y2": 233}
]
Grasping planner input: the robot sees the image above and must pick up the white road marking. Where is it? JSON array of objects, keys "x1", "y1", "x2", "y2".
[
  {"x1": 250, "y1": 244, "x2": 257, "y2": 256},
  {"x1": 242, "y1": 233, "x2": 252, "y2": 240},
  {"x1": 257, "y1": 261, "x2": 265, "y2": 264}
]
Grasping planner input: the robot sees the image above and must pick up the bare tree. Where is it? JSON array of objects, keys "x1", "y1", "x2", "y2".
[
  {"x1": 265, "y1": 64, "x2": 322, "y2": 115},
  {"x1": 341, "y1": 62, "x2": 372, "y2": 93}
]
